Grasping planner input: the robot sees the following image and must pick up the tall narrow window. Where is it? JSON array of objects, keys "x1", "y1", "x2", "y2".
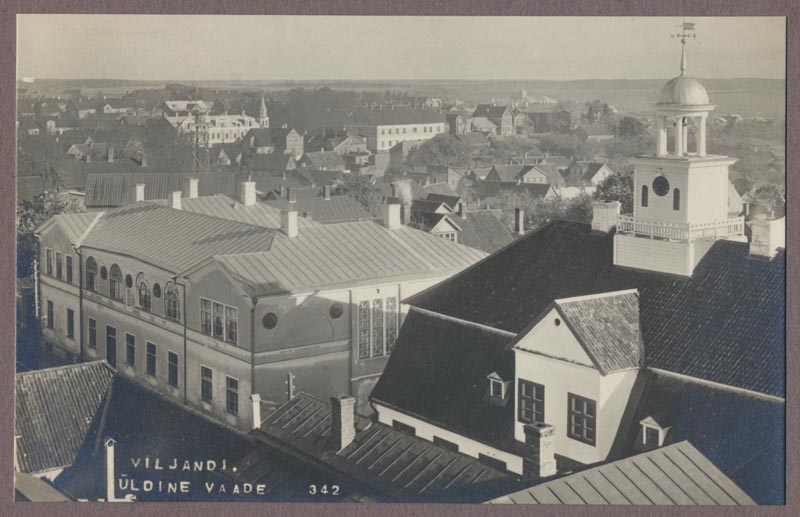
[
  {"x1": 66, "y1": 256, "x2": 73, "y2": 284},
  {"x1": 385, "y1": 297, "x2": 398, "y2": 353},
  {"x1": 109, "y1": 264, "x2": 123, "y2": 301},
  {"x1": 146, "y1": 342, "x2": 157, "y2": 377},
  {"x1": 45, "y1": 249, "x2": 53, "y2": 276},
  {"x1": 518, "y1": 380, "x2": 545, "y2": 424},
  {"x1": 106, "y1": 326, "x2": 117, "y2": 368},
  {"x1": 56, "y1": 252, "x2": 63, "y2": 280},
  {"x1": 126, "y1": 333, "x2": 135, "y2": 367},
  {"x1": 66, "y1": 308, "x2": 74, "y2": 339},
  {"x1": 226, "y1": 306, "x2": 238, "y2": 345},
  {"x1": 88, "y1": 318, "x2": 97, "y2": 349},
  {"x1": 165, "y1": 283, "x2": 180, "y2": 321},
  {"x1": 567, "y1": 393, "x2": 596, "y2": 446},
  {"x1": 46, "y1": 300, "x2": 54, "y2": 329},
  {"x1": 136, "y1": 274, "x2": 151, "y2": 312},
  {"x1": 212, "y1": 302, "x2": 224, "y2": 339},
  {"x1": 168, "y1": 351, "x2": 179, "y2": 387},
  {"x1": 358, "y1": 301, "x2": 370, "y2": 359},
  {"x1": 86, "y1": 257, "x2": 98, "y2": 291},
  {"x1": 226, "y1": 376, "x2": 239, "y2": 415},
  {"x1": 641, "y1": 185, "x2": 649, "y2": 207},
  {"x1": 372, "y1": 298, "x2": 384, "y2": 357},
  {"x1": 201, "y1": 366, "x2": 213, "y2": 403},
  {"x1": 200, "y1": 298, "x2": 212, "y2": 335},
  {"x1": 673, "y1": 188, "x2": 681, "y2": 211}
]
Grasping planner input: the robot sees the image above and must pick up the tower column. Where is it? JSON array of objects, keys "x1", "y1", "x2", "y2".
[
  {"x1": 656, "y1": 116, "x2": 667, "y2": 156},
  {"x1": 674, "y1": 117, "x2": 684, "y2": 157},
  {"x1": 697, "y1": 113, "x2": 707, "y2": 156},
  {"x1": 682, "y1": 118, "x2": 689, "y2": 155}
]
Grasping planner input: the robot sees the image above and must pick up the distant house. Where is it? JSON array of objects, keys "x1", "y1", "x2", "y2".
[
  {"x1": 446, "y1": 109, "x2": 472, "y2": 135},
  {"x1": 264, "y1": 186, "x2": 379, "y2": 224},
  {"x1": 298, "y1": 151, "x2": 347, "y2": 172},
  {"x1": 244, "y1": 127, "x2": 304, "y2": 158},
  {"x1": 345, "y1": 106, "x2": 447, "y2": 152},
  {"x1": 512, "y1": 110, "x2": 534, "y2": 136},
  {"x1": 525, "y1": 110, "x2": 572, "y2": 133},
  {"x1": 470, "y1": 117, "x2": 498, "y2": 135},
  {"x1": 565, "y1": 161, "x2": 614, "y2": 187},
  {"x1": 101, "y1": 100, "x2": 137, "y2": 115},
  {"x1": 161, "y1": 100, "x2": 209, "y2": 117},
  {"x1": 575, "y1": 123, "x2": 615, "y2": 142},
  {"x1": 485, "y1": 164, "x2": 564, "y2": 187},
  {"x1": 473, "y1": 181, "x2": 557, "y2": 202},
  {"x1": 472, "y1": 104, "x2": 513, "y2": 136},
  {"x1": 306, "y1": 132, "x2": 367, "y2": 156},
  {"x1": 245, "y1": 152, "x2": 297, "y2": 174}
]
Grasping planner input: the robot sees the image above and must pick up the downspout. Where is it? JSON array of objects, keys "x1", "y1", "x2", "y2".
[
  {"x1": 75, "y1": 246, "x2": 84, "y2": 360},
  {"x1": 175, "y1": 278, "x2": 188, "y2": 405},
  {"x1": 250, "y1": 296, "x2": 257, "y2": 414}
]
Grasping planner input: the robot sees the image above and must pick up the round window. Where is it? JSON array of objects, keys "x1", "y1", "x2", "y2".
[
  {"x1": 125, "y1": 274, "x2": 133, "y2": 288},
  {"x1": 100, "y1": 266, "x2": 108, "y2": 280},
  {"x1": 262, "y1": 312, "x2": 278, "y2": 329},
  {"x1": 554, "y1": 318, "x2": 562, "y2": 327},
  {"x1": 329, "y1": 303, "x2": 344, "y2": 319},
  {"x1": 653, "y1": 176, "x2": 670, "y2": 197},
  {"x1": 153, "y1": 283, "x2": 161, "y2": 298}
]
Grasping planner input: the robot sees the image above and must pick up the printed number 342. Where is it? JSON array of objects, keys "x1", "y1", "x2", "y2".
[{"x1": 308, "y1": 484, "x2": 340, "y2": 496}]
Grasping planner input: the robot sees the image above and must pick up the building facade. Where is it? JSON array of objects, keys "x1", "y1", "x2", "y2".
[{"x1": 344, "y1": 107, "x2": 447, "y2": 152}]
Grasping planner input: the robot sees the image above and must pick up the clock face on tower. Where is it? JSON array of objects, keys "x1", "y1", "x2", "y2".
[{"x1": 653, "y1": 176, "x2": 670, "y2": 196}]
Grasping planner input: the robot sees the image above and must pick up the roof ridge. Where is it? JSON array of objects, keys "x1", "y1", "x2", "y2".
[
  {"x1": 16, "y1": 359, "x2": 114, "y2": 378},
  {"x1": 133, "y1": 200, "x2": 282, "y2": 234},
  {"x1": 555, "y1": 288, "x2": 639, "y2": 304}
]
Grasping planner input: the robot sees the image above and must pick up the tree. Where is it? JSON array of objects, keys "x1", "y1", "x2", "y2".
[
  {"x1": 594, "y1": 170, "x2": 634, "y2": 214},
  {"x1": 406, "y1": 134, "x2": 471, "y2": 169},
  {"x1": 483, "y1": 190, "x2": 593, "y2": 234},
  {"x1": 332, "y1": 175, "x2": 384, "y2": 216},
  {"x1": 17, "y1": 191, "x2": 85, "y2": 278},
  {"x1": 617, "y1": 116, "x2": 647, "y2": 138}
]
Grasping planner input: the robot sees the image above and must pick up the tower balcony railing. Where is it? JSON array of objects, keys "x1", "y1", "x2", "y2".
[{"x1": 616, "y1": 214, "x2": 744, "y2": 242}]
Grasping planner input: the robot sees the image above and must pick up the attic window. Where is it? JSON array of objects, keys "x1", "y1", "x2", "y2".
[
  {"x1": 554, "y1": 318, "x2": 561, "y2": 327},
  {"x1": 486, "y1": 372, "x2": 511, "y2": 403},
  {"x1": 640, "y1": 417, "x2": 670, "y2": 447}
]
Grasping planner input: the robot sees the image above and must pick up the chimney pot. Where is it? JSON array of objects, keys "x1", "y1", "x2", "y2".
[
  {"x1": 383, "y1": 203, "x2": 402, "y2": 230},
  {"x1": 330, "y1": 395, "x2": 356, "y2": 452},
  {"x1": 107, "y1": 146, "x2": 114, "y2": 163},
  {"x1": 170, "y1": 191, "x2": 182, "y2": 210},
  {"x1": 401, "y1": 202, "x2": 412, "y2": 226},
  {"x1": 523, "y1": 423, "x2": 556, "y2": 478},
  {"x1": 134, "y1": 183, "x2": 146, "y2": 203},
  {"x1": 281, "y1": 209, "x2": 298, "y2": 238},
  {"x1": 591, "y1": 201, "x2": 621, "y2": 233},
  {"x1": 240, "y1": 181, "x2": 257, "y2": 206},
  {"x1": 182, "y1": 177, "x2": 199, "y2": 199},
  {"x1": 514, "y1": 208, "x2": 525, "y2": 236}
]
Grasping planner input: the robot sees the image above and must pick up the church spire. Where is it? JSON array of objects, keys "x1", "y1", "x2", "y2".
[
  {"x1": 258, "y1": 96, "x2": 269, "y2": 128},
  {"x1": 673, "y1": 19, "x2": 696, "y2": 76}
]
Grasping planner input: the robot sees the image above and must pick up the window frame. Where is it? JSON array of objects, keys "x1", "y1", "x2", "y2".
[
  {"x1": 109, "y1": 264, "x2": 123, "y2": 301},
  {"x1": 66, "y1": 255, "x2": 73, "y2": 284},
  {"x1": 137, "y1": 273, "x2": 151, "y2": 312},
  {"x1": 88, "y1": 317, "x2": 97, "y2": 349},
  {"x1": 86, "y1": 257, "x2": 98, "y2": 291},
  {"x1": 165, "y1": 283, "x2": 180, "y2": 322},
  {"x1": 357, "y1": 296, "x2": 399, "y2": 359},
  {"x1": 106, "y1": 325, "x2": 117, "y2": 368},
  {"x1": 45, "y1": 248, "x2": 53, "y2": 276},
  {"x1": 46, "y1": 300, "x2": 54, "y2": 329},
  {"x1": 125, "y1": 333, "x2": 135, "y2": 367},
  {"x1": 146, "y1": 342, "x2": 157, "y2": 377},
  {"x1": 641, "y1": 185, "x2": 649, "y2": 208},
  {"x1": 66, "y1": 308, "x2": 75, "y2": 339},
  {"x1": 168, "y1": 351, "x2": 179, "y2": 387},
  {"x1": 200, "y1": 297, "x2": 212, "y2": 335},
  {"x1": 567, "y1": 393, "x2": 597, "y2": 446},
  {"x1": 518, "y1": 379, "x2": 545, "y2": 424},
  {"x1": 200, "y1": 366, "x2": 213, "y2": 403},
  {"x1": 55, "y1": 252, "x2": 63, "y2": 280},
  {"x1": 226, "y1": 376, "x2": 239, "y2": 416}
]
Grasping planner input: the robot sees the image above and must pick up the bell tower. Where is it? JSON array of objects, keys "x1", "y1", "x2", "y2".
[
  {"x1": 259, "y1": 96, "x2": 269, "y2": 128},
  {"x1": 611, "y1": 22, "x2": 746, "y2": 277}
]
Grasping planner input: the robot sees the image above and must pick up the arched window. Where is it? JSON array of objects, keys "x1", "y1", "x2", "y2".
[
  {"x1": 165, "y1": 283, "x2": 180, "y2": 321},
  {"x1": 673, "y1": 188, "x2": 681, "y2": 211},
  {"x1": 86, "y1": 257, "x2": 98, "y2": 291},
  {"x1": 137, "y1": 273, "x2": 151, "y2": 312},
  {"x1": 641, "y1": 185, "x2": 649, "y2": 207},
  {"x1": 109, "y1": 264, "x2": 123, "y2": 301}
]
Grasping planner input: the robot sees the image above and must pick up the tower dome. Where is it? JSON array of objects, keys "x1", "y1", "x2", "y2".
[{"x1": 656, "y1": 75, "x2": 710, "y2": 106}]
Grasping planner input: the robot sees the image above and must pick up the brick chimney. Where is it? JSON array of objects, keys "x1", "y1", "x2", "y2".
[
  {"x1": 330, "y1": 395, "x2": 356, "y2": 452},
  {"x1": 170, "y1": 191, "x2": 182, "y2": 210},
  {"x1": 401, "y1": 202, "x2": 412, "y2": 226},
  {"x1": 591, "y1": 201, "x2": 621, "y2": 233},
  {"x1": 383, "y1": 203, "x2": 401, "y2": 229},
  {"x1": 747, "y1": 216, "x2": 785, "y2": 259},
  {"x1": 323, "y1": 185, "x2": 331, "y2": 200},
  {"x1": 523, "y1": 423, "x2": 556, "y2": 478},
  {"x1": 134, "y1": 183, "x2": 145, "y2": 203},
  {"x1": 514, "y1": 208, "x2": 525, "y2": 236},
  {"x1": 182, "y1": 177, "x2": 199, "y2": 199},
  {"x1": 281, "y1": 209, "x2": 298, "y2": 238},
  {"x1": 457, "y1": 201, "x2": 466, "y2": 219},
  {"x1": 287, "y1": 188, "x2": 297, "y2": 204},
  {"x1": 240, "y1": 181, "x2": 257, "y2": 207},
  {"x1": 250, "y1": 393, "x2": 262, "y2": 431},
  {"x1": 105, "y1": 438, "x2": 117, "y2": 502}
]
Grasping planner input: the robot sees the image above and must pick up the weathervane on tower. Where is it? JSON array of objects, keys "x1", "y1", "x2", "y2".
[{"x1": 672, "y1": 19, "x2": 696, "y2": 76}]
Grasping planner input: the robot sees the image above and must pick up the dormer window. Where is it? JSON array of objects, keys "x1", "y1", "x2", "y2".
[
  {"x1": 486, "y1": 372, "x2": 511, "y2": 405},
  {"x1": 640, "y1": 416, "x2": 670, "y2": 447}
]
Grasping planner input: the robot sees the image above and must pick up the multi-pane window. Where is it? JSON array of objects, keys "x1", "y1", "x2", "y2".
[
  {"x1": 46, "y1": 300, "x2": 54, "y2": 329},
  {"x1": 137, "y1": 274, "x2": 151, "y2": 312},
  {"x1": 146, "y1": 342, "x2": 157, "y2": 377},
  {"x1": 213, "y1": 302, "x2": 224, "y2": 339},
  {"x1": 126, "y1": 333, "x2": 135, "y2": 367},
  {"x1": 165, "y1": 283, "x2": 180, "y2": 321},
  {"x1": 225, "y1": 307, "x2": 238, "y2": 344},
  {"x1": 88, "y1": 318, "x2": 97, "y2": 349},
  {"x1": 66, "y1": 256, "x2": 73, "y2": 283},
  {"x1": 55, "y1": 252, "x2": 63, "y2": 280},
  {"x1": 518, "y1": 380, "x2": 545, "y2": 424},
  {"x1": 86, "y1": 258, "x2": 98, "y2": 291},
  {"x1": 200, "y1": 299, "x2": 212, "y2": 335},
  {"x1": 106, "y1": 326, "x2": 117, "y2": 368},
  {"x1": 109, "y1": 265, "x2": 123, "y2": 301},
  {"x1": 45, "y1": 249, "x2": 53, "y2": 276},
  {"x1": 567, "y1": 393, "x2": 596, "y2": 446},
  {"x1": 437, "y1": 232, "x2": 457, "y2": 242},
  {"x1": 226, "y1": 376, "x2": 239, "y2": 415},
  {"x1": 201, "y1": 366, "x2": 213, "y2": 403},
  {"x1": 168, "y1": 351, "x2": 179, "y2": 387},
  {"x1": 358, "y1": 296, "x2": 399, "y2": 359},
  {"x1": 66, "y1": 308, "x2": 74, "y2": 339}
]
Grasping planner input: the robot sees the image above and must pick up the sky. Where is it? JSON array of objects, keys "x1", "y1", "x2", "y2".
[{"x1": 17, "y1": 15, "x2": 785, "y2": 81}]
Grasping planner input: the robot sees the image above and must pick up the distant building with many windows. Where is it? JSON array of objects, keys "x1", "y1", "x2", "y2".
[{"x1": 344, "y1": 106, "x2": 446, "y2": 152}]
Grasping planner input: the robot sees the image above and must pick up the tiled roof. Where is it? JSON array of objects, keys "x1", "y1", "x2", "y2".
[
  {"x1": 249, "y1": 170, "x2": 313, "y2": 194},
  {"x1": 347, "y1": 106, "x2": 446, "y2": 126},
  {"x1": 15, "y1": 361, "x2": 115, "y2": 474},
  {"x1": 471, "y1": 117, "x2": 498, "y2": 132},
  {"x1": 473, "y1": 181, "x2": 554, "y2": 200},
  {"x1": 264, "y1": 195, "x2": 377, "y2": 224},
  {"x1": 84, "y1": 172, "x2": 239, "y2": 208},
  {"x1": 488, "y1": 165, "x2": 527, "y2": 182},
  {"x1": 81, "y1": 202, "x2": 277, "y2": 272},
  {"x1": 407, "y1": 220, "x2": 785, "y2": 397},
  {"x1": 152, "y1": 195, "x2": 317, "y2": 229},
  {"x1": 550, "y1": 290, "x2": 642, "y2": 375},
  {"x1": 213, "y1": 222, "x2": 487, "y2": 296},
  {"x1": 371, "y1": 309, "x2": 518, "y2": 448},
  {"x1": 451, "y1": 211, "x2": 514, "y2": 254},
  {"x1": 245, "y1": 153, "x2": 296, "y2": 172},
  {"x1": 255, "y1": 393, "x2": 517, "y2": 502},
  {"x1": 490, "y1": 441, "x2": 754, "y2": 505},
  {"x1": 473, "y1": 104, "x2": 511, "y2": 119},
  {"x1": 610, "y1": 369, "x2": 784, "y2": 504},
  {"x1": 49, "y1": 212, "x2": 102, "y2": 244},
  {"x1": 300, "y1": 151, "x2": 346, "y2": 171}
]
